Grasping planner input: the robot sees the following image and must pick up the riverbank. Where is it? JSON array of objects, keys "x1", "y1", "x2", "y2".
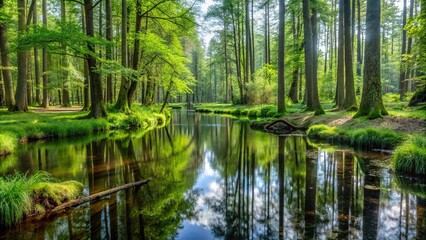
[
  {"x1": 194, "y1": 103, "x2": 426, "y2": 175},
  {"x1": 0, "y1": 172, "x2": 83, "y2": 227},
  {"x1": 0, "y1": 105, "x2": 169, "y2": 156}
]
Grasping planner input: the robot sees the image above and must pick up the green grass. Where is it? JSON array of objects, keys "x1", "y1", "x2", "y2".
[
  {"x1": 0, "y1": 172, "x2": 83, "y2": 226},
  {"x1": 307, "y1": 124, "x2": 406, "y2": 150},
  {"x1": 392, "y1": 135, "x2": 426, "y2": 175},
  {"x1": 0, "y1": 105, "x2": 169, "y2": 156}
]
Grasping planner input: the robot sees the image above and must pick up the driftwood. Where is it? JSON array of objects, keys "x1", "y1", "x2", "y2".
[
  {"x1": 51, "y1": 179, "x2": 150, "y2": 213},
  {"x1": 264, "y1": 119, "x2": 307, "y2": 134}
]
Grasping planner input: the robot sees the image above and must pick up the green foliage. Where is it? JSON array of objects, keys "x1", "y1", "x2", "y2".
[
  {"x1": 0, "y1": 172, "x2": 82, "y2": 226},
  {"x1": 246, "y1": 66, "x2": 277, "y2": 105},
  {"x1": 393, "y1": 135, "x2": 426, "y2": 175},
  {"x1": 307, "y1": 124, "x2": 405, "y2": 149},
  {"x1": 0, "y1": 133, "x2": 16, "y2": 155}
]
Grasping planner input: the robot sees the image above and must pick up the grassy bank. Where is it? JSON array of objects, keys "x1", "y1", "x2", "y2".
[
  {"x1": 0, "y1": 172, "x2": 83, "y2": 226},
  {"x1": 194, "y1": 102, "x2": 426, "y2": 175},
  {"x1": 0, "y1": 105, "x2": 169, "y2": 156}
]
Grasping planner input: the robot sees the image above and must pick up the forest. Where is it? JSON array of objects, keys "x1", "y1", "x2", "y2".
[{"x1": 0, "y1": 0, "x2": 426, "y2": 239}]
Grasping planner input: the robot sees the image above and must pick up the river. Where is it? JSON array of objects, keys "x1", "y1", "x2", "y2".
[{"x1": 0, "y1": 110, "x2": 425, "y2": 239}]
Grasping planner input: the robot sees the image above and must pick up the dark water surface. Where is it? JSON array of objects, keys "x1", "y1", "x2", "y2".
[{"x1": 0, "y1": 110, "x2": 425, "y2": 239}]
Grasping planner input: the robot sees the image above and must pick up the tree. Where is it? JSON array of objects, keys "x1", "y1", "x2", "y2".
[
  {"x1": 355, "y1": 0, "x2": 388, "y2": 119},
  {"x1": 302, "y1": 0, "x2": 324, "y2": 114},
  {"x1": 335, "y1": 0, "x2": 345, "y2": 109},
  {"x1": 33, "y1": 0, "x2": 41, "y2": 105},
  {"x1": 0, "y1": 0, "x2": 15, "y2": 111},
  {"x1": 105, "y1": 0, "x2": 113, "y2": 103},
  {"x1": 84, "y1": 0, "x2": 106, "y2": 118},
  {"x1": 41, "y1": 0, "x2": 49, "y2": 108},
  {"x1": 277, "y1": 0, "x2": 285, "y2": 113},
  {"x1": 61, "y1": 0, "x2": 71, "y2": 107},
  {"x1": 15, "y1": 0, "x2": 28, "y2": 111},
  {"x1": 343, "y1": 0, "x2": 357, "y2": 110},
  {"x1": 399, "y1": 0, "x2": 408, "y2": 100}
]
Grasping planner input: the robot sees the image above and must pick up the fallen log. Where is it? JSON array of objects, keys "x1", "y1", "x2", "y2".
[
  {"x1": 51, "y1": 179, "x2": 150, "y2": 213},
  {"x1": 264, "y1": 119, "x2": 307, "y2": 133}
]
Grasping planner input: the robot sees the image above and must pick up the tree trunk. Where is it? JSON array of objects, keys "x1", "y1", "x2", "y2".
[
  {"x1": 114, "y1": 0, "x2": 130, "y2": 112},
  {"x1": 399, "y1": 0, "x2": 408, "y2": 100},
  {"x1": 105, "y1": 0, "x2": 113, "y2": 103},
  {"x1": 85, "y1": 0, "x2": 106, "y2": 118},
  {"x1": 356, "y1": 0, "x2": 362, "y2": 78},
  {"x1": 277, "y1": 0, "x2": 285, "y2": 113},
  {"x1": 15, "y1": 0, "x2": 28, "y2": 111},
  {"x1": 41, "y1": 0, "x2": 49, "y2": 108},
  {"x1": 81, "y1": 6, "x2": 89, "y2": 111},
  {"x1": 0, "y1": 0, "x2": 15, "y2": 111},
  {"x1": 343, "y1": 0, "x2": 357, "y2": 110},
  {"x1": 33, "y1": 1, "x2": 41, "y2": 106},
  {"x1": 336, "y1": 0, "x2": 345, "y2": 108},
  {"x1": 303, "y1": 0, "x2": 323, "y2": 114},
  {"x1": 61, "y1": 0, "x2": 71, "y2": 107},
  {"x1": 355, "y1": 0, "x2": 387, "y2": 119}
]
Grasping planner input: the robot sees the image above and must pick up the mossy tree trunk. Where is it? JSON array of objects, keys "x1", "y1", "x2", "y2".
[
  {"x1": 105, "y1": 0, "x2": 113, "y2": 103},
  {"x1": 15, "y1": 0, "x2": 28, "y2": 112},
  {"x1": 84, "y1": 0, "x2": 106, "y2": 118},
  {"x1": 355, "y1": 0, "x2": 388, "y2": 119},
  {"x1": 41, "y1": 0, "x2": 49, "y2": 108},
  {"x1": 0, "y1": 0, "x2": 15, "y2": 111},
  {"x1": 33, "y1": 1, "x2": 41, "y2": 106}
]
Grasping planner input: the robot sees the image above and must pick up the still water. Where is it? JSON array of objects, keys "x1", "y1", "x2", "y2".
[{"x1": 0, "y1": 110, "x2": 425, "y2": 239}]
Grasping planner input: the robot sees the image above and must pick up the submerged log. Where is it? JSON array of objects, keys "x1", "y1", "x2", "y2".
[{"x1": 51, "y1": 179, "x2": 150, "y2": 213}]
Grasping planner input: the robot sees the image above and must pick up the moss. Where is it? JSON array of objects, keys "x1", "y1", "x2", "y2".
[
  {"x1": 0, "y1": 172, "x2": 83, "y2": 226},
  {"x1": 0, "y1": 133, "x2": 17, "y2": 155},
  {"x1": 392, "y1": 135, "x2": 426, "y2": 175},
  {"x1": 31, "y1": 181, "x2": 84, "y2": 213}
]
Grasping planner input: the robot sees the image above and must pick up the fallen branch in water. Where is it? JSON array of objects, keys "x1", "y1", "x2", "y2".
[{"x1": 51, "y1": 179, "x2": 150, "y2": 213}]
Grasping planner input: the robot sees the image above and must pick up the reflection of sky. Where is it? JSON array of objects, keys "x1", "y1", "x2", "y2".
[{"x1": 176, "y1": 149, "x2": 220, "y2": 239}]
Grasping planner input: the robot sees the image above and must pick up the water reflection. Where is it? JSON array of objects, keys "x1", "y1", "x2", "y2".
[{"x1": 0, "y1": 110, "x2": 425, "y2": 239}]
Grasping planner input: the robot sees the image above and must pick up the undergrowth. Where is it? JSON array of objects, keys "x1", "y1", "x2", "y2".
[
  {"x1": 392, "y1": 135, "x2": 426, "y2": 175},
  {"x1": 0, "y1": 172, "x2": 83, "y2": 226}
]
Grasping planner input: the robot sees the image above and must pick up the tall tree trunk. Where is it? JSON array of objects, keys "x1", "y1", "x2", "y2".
[
  {"x1": 106, "y1": 0, "x2": 113, "y2": 103},
  {"x1": 399, "y1": 0, "x2": 408, "y2": 100},
  {"x1": 355, "y1": 0, "x2": 387, "y2": 119},
  {"x1": 289, "y1": 10, "x2": 299, "y2": 103},
  {"x1": 127, "y1": 0, "x2": 143, "y2": 108},
  {"x1": 16, "y1": 0, "x2": 28, "y2": 111},
  {"x1": 343, "y1": 0, "x2": 357, "y2": 110},
  {"x1": 42, "y1": 0, "x2": 49, "y2": 108},
  {"x1": 303, "y1": 0, "x2": 323, "y2": 114},
  {"x1": 61, "y1": 0, "x2": 71, "y2": 107},
  {"x1": 114, "y1": 0, "x2": 130, "y2": 112},
  {"x1": 81, "y1": 6, "x2": 89, "y2": 111},
  {"x1": 356, "y1": 0, "x2": 362, "y2": 78},
  {"x1": 277, "y1": 0, "x2": 285, "y2": 113},
  {"x1": 33, "y1": 1, "x2": 41, "y2": 105},
  {"x1": 224, "y1": 12, "x2": 229, "y2": 103},
  {"x1": 407, "y1": 0, "x2": 414, "y2": 91},
  {"x1": 0, "y1": 0, "x2": 15, "y2": 111},
  {"x1": 85, "y1": 0, "x2": 106, "y2": 118},
  {"x1": 336, "y1": 0, "x2": 345, "y2": 108}
]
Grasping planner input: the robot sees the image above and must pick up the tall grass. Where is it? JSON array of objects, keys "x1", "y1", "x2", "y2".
[
  {"x1": 0, "y1": 172, "x2": 83, "y2": 226},
  {"x1": 392, "y1": 135, "x2": 426, "y2": 175},
  {"x1": 307, "y1": 124, "x2": 405, "y2": 149}
]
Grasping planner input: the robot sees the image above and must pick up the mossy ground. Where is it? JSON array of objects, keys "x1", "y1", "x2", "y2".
[
  {"x1": 0, "y1": 172, "x2": 83, "y2": 226},
  {"x1": 0, "y1": 104, "x2": 169, "y2": 156}
]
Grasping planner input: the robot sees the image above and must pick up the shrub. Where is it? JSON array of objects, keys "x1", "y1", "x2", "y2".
[{"x1": 393, "y1": 135, "x2": 426, "y2": 175}]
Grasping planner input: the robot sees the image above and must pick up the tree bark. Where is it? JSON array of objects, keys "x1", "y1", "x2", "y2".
[
  {"x1": 61, "y1": 0, "x2": 71, "y2": 107},
  {"x1": 41, "y1": 0, "x2": 49, "y2": 108},
  {"x1": 33, "y1": 1, "x2": 41, "y2": 106},
  {"x1": 84, "y1": 0, "x2": 106, "y2": 118},
  {"x1": 343, "y1": 0, "x2": 357, "y2": 110},
  {"x1": 114, "y1": 0, "x2": 130, "y2": 112},
  {"x1": 399, "y1": 0, "x2": 408, "y2": 100},
  {"x1": 105, "y1": 0, "x2": 113, "y2": 103},
  {"x1": 303, "y1": 0, "x2": 323, "y2": 114},
  {"x1": 336, "y1": 0, "x2": 345, "y2": 108},
  {"x1": 15, "y1": 0, "x2": 28, "y2": 111},
  {"x1": 81, "y1": 6, "x2": 89, "y2": 111},
  {"x1": 355, "y1": 0, "x2": 388, "y2": 119},
  {"x1": 277, "y1": 0, "x2": 285, "y2": 113},
  {"x1": 0, "y1": 0, "x2": 15, "y2": 111}
]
